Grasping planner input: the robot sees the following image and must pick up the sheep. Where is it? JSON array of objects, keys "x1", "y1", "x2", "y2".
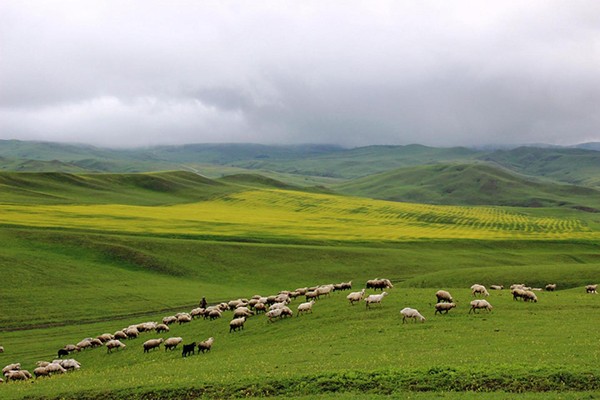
[
  {"x1": 198, "y1": 337, "x2": 214, "y2": 353},
  {"x1": 33, "y1": 366, "x2": 50, "y2": 379},
  {"x1": 136, "y1": 322, "x2": 157, "y2": 332},
  {"x1": 162, "y1": 316, "x2": 178, "y2": 325},
  {"x1": 229, "y1": 317, "x2": 246, "y2": 333},
  {"x1": 266, "y1": 308, "x2": 283, "y2": 322},
  {"x1": 5, "y1": 370, "x2": 31, "y2": 381},
  {"x1": 208, "y1": 309, "x2": 222, "y2": 320},
  {"x1": 45, "y1": 363, "x2": 67, "y2": 374},
  {"x1": 469, "y1": 299, "x2": 493, "y2": 313},
  {"x1": 124, "y1": 327, "x2": 140, "y2": 339},
  {"x1": 305, "y1": 291, "x2": 319, "y2": 302},
  {"x1": 0, "y1": 346, "x2": 4, "y2": 353},
  {"x1": 181, "y1": 342, "x2": 196, "y2": 357},
  {"x1": 57, "y1": 349, "x2": 69, "y2": 358},
  {"x1": 435, "y1": 290, "x2": 453, "y2": 303},
  {"x1": 334, "y1": 281, "x2": 352, "y2": 292},
  {"x1": 76, "y1": 339, "x2": 92, "y2": 351},
  {"x1": 366, "y1": 278, "x2": 393, "y2": 291},
  {"x1": 512, "y1": 288, "x2": 527, "y2": 301},
  {"x1": 53, "y1": 359, "x2": 81, "y2": 371},
  {"x1": 297, "y1": 300, "x2": 315, "y2": 316},
  {"x1": 522, "y1": 290, "x2": 538, "y2": 303},
  {"x1": 89, "y1": 338, "x2": 103, "y2": 348},
  {"x1": 36, "y1": 361, "x2": 50, "y2": 368},
  {"x1": 233, "y1": 307, "x2": 254, "y2": 318},
  {"x1": 295, "y1": 287, "x2": 308, "y2": 295},
  {"x1": 163, "y1": 337, "x2": 183, "y2": 351},
  {"x1": 400, "y1": 307, "x2": 426, "y2": 323},
  {"x1": 545, "y1": 284, "x2": 557, "y2": 291},
  {"x1": 316, "y1": 285, "x2": 334, "y2": 298},
  {"x1": 106, "y1": 340, "x2": 126, "y2": 353},
  {"x1": 471, "y1": 284, "x2": 490, "y2": 297},
  {"x1": 114, "y1": 330, "x2": 128, "y2": 340},
  {"x1": 490, "y1": 285, "x2": 504, "y2": 290},
  {"x1": 280, "y1": 306, "x2": 293, "y2": 318},
  {"x1": 96, "y1": 333, "x2": 114, "y2": 343},
  {"x1": 586, "y1": 284, "x2": 597, "y2": 294},
  {"x1": 346, "y1": 289, "x2": 365, "y2": 305},
  {"x1": 254, "y1": 302, "x2": 267, "y2": 314},
  {"x1": 365, "y1": 292, "x2": 388, "y2": 308},
  {"x1": 143, "y1": 338, "x2": 164, "y2": 353},
  {"x1": 3, "y1": 363, "x2": 21, "y2": 375},
  {"x1": 177, "y1": 313, "x2": 192, "y2": 324},
  {"x1": 190, "y1": 308, "x2": 205, "y2": 319},
  {"x1": 434, "y1": 302, "x2": 456, "y2": 315},
  {"x1": 155, "y1": 323, "x2": 170, "y2": 333}
]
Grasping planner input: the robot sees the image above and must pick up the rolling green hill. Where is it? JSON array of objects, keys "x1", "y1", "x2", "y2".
[{"x1": 333, "y1": 163, "x2": 600, "y2": 210}]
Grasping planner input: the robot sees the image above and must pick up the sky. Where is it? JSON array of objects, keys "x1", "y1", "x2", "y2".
[{"x1": 1, "y1": 1, "x2": 599, "y2": 148}]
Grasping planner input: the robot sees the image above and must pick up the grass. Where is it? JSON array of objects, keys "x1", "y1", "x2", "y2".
[{"x1": 1, "y1": 171, "x2": 600, "y2": 398}]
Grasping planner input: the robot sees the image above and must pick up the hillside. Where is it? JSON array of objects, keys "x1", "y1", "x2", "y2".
[{"x1": 333, "y1": 163, "x2": 600, "y2": 210}]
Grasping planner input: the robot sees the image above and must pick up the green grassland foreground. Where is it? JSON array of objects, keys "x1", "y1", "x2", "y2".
[{"x1": 1, "y1": 177, "x2": 600, "y2": 398}]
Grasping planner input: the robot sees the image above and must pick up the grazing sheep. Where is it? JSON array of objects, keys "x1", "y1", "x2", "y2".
[
  {"x1": 297, "y1": 300, "x2": 315, "y2": 316},
  {"x1": 366, "y1": 278, "x2": 393, "y2": 291},
  {"x1": 305, "y1": 291, "x2": 319, "y2": 302},
  {"x1": 522, "y1": 290, "x2": 538, "y2": 302},
  {"x1": 334, "y1": 281, "x2": 352, "y2": 292},
  {"x1": 586, "y1": 284, "x2": 597, "y2": 294},
  {"x1": 471, "y1": 284, "x2": 490, "y2": 297},
  {"x1": 96, "y1": 333, "x2": 114, "y2": 343},
  {"x1": 208, "y1": 309, "x2": 222, "y2": 320},
  {"x1": 266, "y1": 308, "x2": 283, "y2": 322},
  {"x1": 545, "y1": 284, "x2": 557, "y2": 291},
  {"x1": 106, "y1": 340, "x2": 126, "y2": 353},
  {"x1": 198, "y1": 337, "x2": 214, "y2": 353},
  {"x1": 76, "y1": 339, "x2": 92, "y2": 351},
  {"x1": 33, "y1": 366, "x2": 50, "y2": 379},
  {"x1": 434, "y1": 302, "x2": 456, "y2": 315},
  {"x1": 89, "y1": 338, "x2": 103, "y2": 348},
  {"x1": 36, "y1": 361, "x2": 50, "y2": 368},
  {"x1": 0, "y1": 346, "x2": 4, "y2": 353},
  {"x1": 177, "y1": 313, "x2": 192, "y2": 324},
  {"x1": 114, "y1": 331, "x2": 128, "y2": 340},
  {"x1": 512, "y1": 288, "x2": 527, "y2": 301},
  {"x1": 469, "y1": 299, "x2": 493, "y2": 313},
  {"x1": 53, "y1": 359, "x2": 81, "y2": 371},
  {"x1": 346, "y1": 289, "x2": 365, "y2": 305},
  {"x1": 155, "y1": 324, "x2": 170, "y2": 333},
  {"x1": 400, "y1": 307, "x2": 426, "y2": 323},
  {"x1": 190, "y1": 308, "x2": 204, "y2": 319},
  {"x1": 57, "y1": 348, "x2": 69, "y2": 358},
  {"x1": 45, "y1": 363, "x2": 67, "y2": 374},
  {"x1": 2, "y1": 363, "x2": 20, "y2": 375},
  {"x1": 163, "y1": 337, "x2": 183, "y2": 351},
  {"x1": 124, "y1": 327, "x2": 139, "y2": 339},
  {"x1": 181, "y1": 342, "x2": 196, "y2": 357},
  {"x1": 136, "y1": 322, "x2": 157, "y2": 332},
  {"x1": 229, "y1": 317, "x2": 246, "y2": 333},
  {"x1": 295, "y1": 287, "x2": 308, "y2": 295},
  {"x1": 233, "y1": 307, "x2": 254, "y2": 318},
  {"x1": 435, "y1": 290, "x2": 453, "y2": 303},
  {"x1": 5, "y1": 370, "x2": 31, "y2": 382},
  {"x1": 490, "y1": 285, "x2": 504, "y2": 290},
  {"x1": 162, "y1": 316, "x2": 178, "y2": 325},
  {"x1": 365, "y1": 292, "x2": 388, "y2": 308},
  {"x1": 280, "y1": 306, "x2": 293, "y2": 318},
  {"x1": 143, "y1": 338, "x2": 164, "y2": 353},
  {"x1": 254, "y1": 302, "x2": 267, "y2": 314}
]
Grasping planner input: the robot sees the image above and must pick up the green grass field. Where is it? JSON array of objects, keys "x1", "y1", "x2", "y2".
[{"x1": 0, "y1": 172, "x2": 599, "y2": 399}]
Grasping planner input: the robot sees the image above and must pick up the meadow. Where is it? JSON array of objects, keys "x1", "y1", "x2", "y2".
[{"x1": 0, "y1": 172, "x2": 599, "y2": 399}]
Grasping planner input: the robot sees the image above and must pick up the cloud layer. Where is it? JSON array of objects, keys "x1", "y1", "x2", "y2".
[{"x1": 1, "y1": 1, "x2": 599, "y2": 147}]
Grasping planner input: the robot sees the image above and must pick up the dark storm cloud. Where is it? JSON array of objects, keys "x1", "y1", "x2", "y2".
[{"x1": 0, "y1": 1, "x2": 599, "y2": 147}]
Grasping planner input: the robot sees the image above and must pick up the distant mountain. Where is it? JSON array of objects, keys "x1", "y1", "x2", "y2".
[
  {"x1": 575, "y1": 142, "x2": 600, "y2": 151},
  {"x1": 334, "y1": 163, "x2": 600, "y2": 210}
]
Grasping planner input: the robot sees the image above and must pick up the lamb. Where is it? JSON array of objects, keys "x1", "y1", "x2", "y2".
[
  {"x1": 229, "y1": 317, "x2": 246, "y2": 333},
  {"x1": 469, "y1": 299, "x2": 493, "y2": 313},
  {"x1": 435, "y1": 290, "x2": 453, "y2": 303},
  {"x1": 346, "y1": 289, "x2": 365, "y2": 305},
  {"x1": 365, "y1": 292, "x2": 388, "y2": 308},
  {"x1": 297, "y1": 300, "x2": 315, "y2": 316},
  {"x1": 490, "y1": 285, "x2": 504, "y2": 290},
  {"x1": 400, "y1": 307, "x2": 426, "y2": 323},
  {"x1": 471, "y1": 284, "x2": 490, "y2": 297},
  {"x1": 586, "y1": 284, "x2": 597, "y2": 294},
  {"x1": 434, "y1": 302, "x2": 456, "y2": 315},
  {"x1": 163, "y1": 337, "x2": 183, "y2": 351},
  {"x1": 198, "y1": 337, "x2": 214, "y2": 353},
  {"x1": 155, "y1": 323, "x2": 170, "y2": 333},
  {"x1": 143, "y1": 338, "x2": 164, "y2": 353},
  {"x1": 106, "y1": 340, "x2": 126, "y2": 353},
  {"x1": 181, "y1": 342, "x2": 196, "y2": 357}
]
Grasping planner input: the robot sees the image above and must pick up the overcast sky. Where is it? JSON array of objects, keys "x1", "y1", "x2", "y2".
[{"x1": 1, "y1": 1, "x2": 599, "y2": 148}]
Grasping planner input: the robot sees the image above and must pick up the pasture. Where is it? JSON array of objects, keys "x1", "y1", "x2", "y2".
[{"x1": 0, "y1": 175, "x2": 599, "y2": 399}]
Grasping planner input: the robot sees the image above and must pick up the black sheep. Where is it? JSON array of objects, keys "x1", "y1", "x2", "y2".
[
  {"x1": 57, "y1": 348, "x2": 69, "y2": 358},
  {"x1": 181, "y1": 342, "x2": 196, "y2": 357}
]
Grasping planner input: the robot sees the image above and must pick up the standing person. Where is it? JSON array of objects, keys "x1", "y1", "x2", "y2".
[{"x1": 200, "y1": 297, "x2": 207, "y2": 308}]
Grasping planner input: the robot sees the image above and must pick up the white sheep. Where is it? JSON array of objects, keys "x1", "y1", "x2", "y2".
[
  {"x1": 162, "y1": 315, "x2": 178, "y2": 325},
  {"x1": 106, "y1": 340, "x2": 126, "y2": 353},
  {"x1": 522, "y1": 290, "x2": 538, "y2": 302},
  {"x1": 124, "y1": 327, "x2": 139, "y2": 339},
  {"x1": 297, "y1": 300, "x2": 315, "y2": 316},
  {"x1": 586, "y1": 284, "x2": 597, "y2": 294},
  {"x1": 229, "y1": 317, "x2": 246, "y2": 332},
  {"x1": 435, "y1": 290, "x2": 453, "y2": 303},
  {"x1": 177, "y1": 313, "x2": 192, "y2": 324},
  {"x1": 469, "y1": 299, "x2": 493, "y2": 313},
  {"x1": 5, "y1": 370, "x2": 31, "y2": 381},
  {"x1": 96, "y1": 333, "x2": 114, "y2": 343},
  {"x1": 545, "y1": 284, "x2": 556, "y2": 291},
  {"x1": 155, "y1": 323, "x2": 170, "y2": 333},
  {"x1": 53, "y1": 359, "x2": 81, "y2": 371},
  {"x1": 346, "y1": 289, "x2": 365, "y2": 305},
  {"x1": 143, "y1": 338, "x2": 164, "y2": 353},
  {"x1": 0, "y1": 346, "x2": 4, "y2": 353},
  {"x1": 434, "y1": 302, "x2": 456, "y2": 315},
  {"x1": 490, "y1": 285, "x2": 504, "y2": 290},
  {"x1": 2, "y1": 363, "x2": 20, "y2": 374},
  {"x1": 400, "y1": 307, "x2": 426, "y2": 323},
  {"x1": 365, "y1": 292, "x2": 388, "y2": 308},
  {"x1": 33, "y1": 366, "x2": 50, "y2": 379},
  {"x1": 45, "y1": 363, "x2": 67, "y2": 374},
  {"x1": 471, "y1": 284, "x2": 489, "y2": 297},
  {"x1": 233, "y1": 307, "x2": 254, "y2": 318},
  {"x1": 197, "y1": 337, "x2": 214, "y2": 353},
  {"x1": 265, "y1": 308, "x2": 283, "y2": 322},
  {"x1": 163, "y1": 337, "x2": 183, "y2": 351}
]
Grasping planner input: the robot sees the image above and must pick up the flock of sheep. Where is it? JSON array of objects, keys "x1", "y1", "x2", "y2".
[{"x1": 1, "y1": 279, "x2": 597, "y2": 383}]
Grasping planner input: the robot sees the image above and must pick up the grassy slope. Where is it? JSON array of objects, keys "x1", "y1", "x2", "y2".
[
  {"x1": 333, "y1": 163, "x2": 600, "y2": 209},
  {"x1": 1, "y1": 172, "x2": 600, "y2": 398}
]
